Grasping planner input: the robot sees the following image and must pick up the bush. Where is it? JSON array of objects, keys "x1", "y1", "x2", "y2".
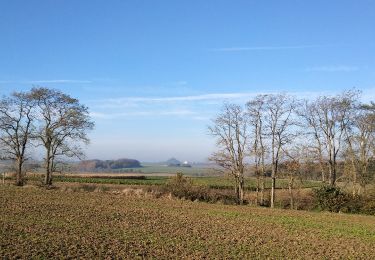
[
  {"x1": 313, "y1": 186, "x2": 375, "y2": 215},
  {"x1": 314, "y1": 186, "x2": 349, "y2": 212},
  {"x1": 165, "y1": 172, "x2": 194, "y2": 198},
  {"x1": 164, "y1": 173, "x2": 238, "y2": 204},
  {"x1": 361, "y1": 200, "x2": 375, "y2": 215},
  {"x1": 361, "y1": 189, "x2": 375, "y2": 215}
]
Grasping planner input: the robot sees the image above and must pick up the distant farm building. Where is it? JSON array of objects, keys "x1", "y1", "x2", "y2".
[
  {"x1": 182, "y1": 161, "x2": 192, "y2": 167},
  {"x1": 166, "y1": 158, "x2": 191, "y2": 167}
]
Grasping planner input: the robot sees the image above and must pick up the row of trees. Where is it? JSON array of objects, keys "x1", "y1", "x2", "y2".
[
  {"x1": 209, "y1": 90, "x2": 375, "y2": 206},
  {"x1": 0, "y1": 87, "x2": 94, "y2": 186}
]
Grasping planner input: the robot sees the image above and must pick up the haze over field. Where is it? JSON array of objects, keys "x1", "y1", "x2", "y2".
[{"x1": 0, "y1": 1, "x2": 374, "y2": 161}]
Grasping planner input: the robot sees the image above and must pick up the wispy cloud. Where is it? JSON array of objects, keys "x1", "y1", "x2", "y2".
[
  {"x1": 305, "y1": 65, "x2": 359, "y2": 72},
  {"x1": 90, "y1": 88, "x2": 375, "y2": 120},
  {"x1": 90, "y1": 109, "x2": 195, "y2": 119},
  {"x1": 211, "y1": 44, "x2": 326, "y2": 52},
  {"x1": 91, "y1": 92, "x2": 258, "y2": 108},
  {"x1": 107, "y1": 92, "x2": 256, "y2": 102},
  {"x1": 0, "y1": 79, "x2": 92, "y2": 84},
  {"x1": 91, "y1": 88, "x2": 374, "y2": 109}
]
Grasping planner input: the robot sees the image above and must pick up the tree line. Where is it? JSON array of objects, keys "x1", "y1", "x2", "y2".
[
  {"x1": 0, "y1": 87, "x2": 94, "y2": 186},
  {"x1": 208, "y1": 90, "x2": 375, "y2": 206}
]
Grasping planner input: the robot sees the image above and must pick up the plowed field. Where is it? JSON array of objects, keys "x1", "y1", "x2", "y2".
[{"x1": 1, "y1": 185, "x2": 375, "y2": 259}]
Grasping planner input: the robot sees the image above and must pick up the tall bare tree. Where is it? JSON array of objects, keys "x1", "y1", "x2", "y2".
[
  {"x1": 0, "y1": 92, "x2": 34, "y2": 186},
  {"x1": 343, "y1": 101, "x2": 375, "y2": 195},
  {"x1": 281, "y1": 145, "x2": 308, "y2": 210},
  {"x1": 264, "y1": 94, "x2": 296, "y2": 208},
  {"x1": 30, "y1": 87, "x2": 94, "y2": 186},
  {"x1": 299, "y1": 100, "x2": 327, "y2": 182},
  {"x1": 246, "y1": 95, "x2": 267, "y2": 205},
  {"x1": 311, "y1": 91, "x2": 358, "y2": 186},
  {"x1": 208, "y1": 103, "x2": 248, "y2": 204}
]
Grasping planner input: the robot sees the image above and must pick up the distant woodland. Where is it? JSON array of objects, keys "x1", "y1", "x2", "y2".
[{"x1": 75, "y1": 159, "x2": 141, "y2": 172}]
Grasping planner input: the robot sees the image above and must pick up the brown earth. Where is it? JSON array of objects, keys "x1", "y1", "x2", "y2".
[{"x1": 1, "y1": 185, "x2": 375, "y2": 259}]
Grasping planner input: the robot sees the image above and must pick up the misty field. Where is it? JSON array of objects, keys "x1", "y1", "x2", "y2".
[{"x1": 1, "y1": 185, "x2": 375, "y2": 259}]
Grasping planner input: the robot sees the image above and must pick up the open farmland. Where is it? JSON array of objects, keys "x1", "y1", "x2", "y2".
[
  {"x1": 1, "y1": 185, "x2": 375, "y2": 259},
  {"x1": 129, "y1": 164, "x2": 212, "y2": 175},
  {"x1": 10, "y1": 173, "x2": 321, "y2": 191},
  {"x1": 73, "y1": 164, "x2": 213, "y2": 176}
]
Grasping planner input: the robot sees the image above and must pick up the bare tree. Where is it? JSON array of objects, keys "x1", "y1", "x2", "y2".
[
  {"x1": 343, "y1": 101, "x2": 375, "y2": 195},
  {"x1": 246, "y1": 95, "x2": 267, "y2": 205},
  {"x1": 311, "y1": 91, "x2": 358, "y2": 186},
  {"x1": 30, "y1": 87, "x2": 94, "y2": 186},
  {"x1": 208, "y1": 103, "x2": 249, "y2": 204},
  {"x1": 264, "y1": 94, "x2": 296, "y2": 208},
  {"x1": 0, "y1": 92, "x2": 34, "y2": 186},
  {"x1": 299, "y1": 100, "x2": 327, "y2": 183},
  {"x1": 281, "y1": 145, "x2": 308, "y2": 210}
]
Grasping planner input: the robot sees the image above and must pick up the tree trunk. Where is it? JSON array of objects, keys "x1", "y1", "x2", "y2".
[
  {"x1": 44, "y1": 165, "x2": 50, "y2": 186},
  {"x1": 45, "y1": 156, "x2": 51, "y2": 186},
  {"x1": 271, "y1": 176, "x2": 276, "y2": 208},
  {"x1": 260, "y1": 176, "x2": 265, "y2": 205},
  {"x1": 234, "y1": 178, "x2": 240, "y2": 204},
  {"x1": 44, "y1": 143, "x2": 53, "y2": 186},
  {"x1": 352, "y1": 166, "x2": 358, "y2": 197},
  {"x1": 328, "y1": 160, "x2": 332, "y2": 185},
  {"x1": 238, "y1": 177, "x2": 245, "y2": 205},
  {"x1": 319, "y1": 159, "x2": 326, "y2": 183},
  {"x1": 351, "y1": 160, "x2": 358, "y2": 197},
  {"x1": 288, "y1": 176, "x2": 294, "y2": 210},
  {"x1": 328, "y1": 157, "x2": 336, "y2": 186},
  {"x1": 327, "y1": 136, "x2": 336, "y2": 186},
  {"x1": 255, "y1": 173, "x2": 260, "y2": 205},
  {"x1": 15, "y1": 158, "x2": 23, "y2": 186},
  {"x1": 330, "y1": 161, "x2": 336, "y2": 186},
  {"x1": 260, "y1": 158, "x2": 265, "y2": 205}
]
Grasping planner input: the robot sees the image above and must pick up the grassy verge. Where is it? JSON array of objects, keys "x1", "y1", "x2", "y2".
[{"x1": 16, "y1": 174, "x2": 322, "y2": 190}]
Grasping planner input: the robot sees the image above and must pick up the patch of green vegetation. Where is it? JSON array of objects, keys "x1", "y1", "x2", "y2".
[
  {"x1": 54, "y1": 175, "x2": 167, "y2": 185},
  {"x1": 115, "y1": 164, "x2": 212, "y2": 176},
  {"x1": 11, "y1": 173, "x2": 322, "y2": 191}
]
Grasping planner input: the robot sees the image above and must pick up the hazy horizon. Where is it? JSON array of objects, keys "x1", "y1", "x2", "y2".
[{"x1": 1, "y1": 1, "x2": 374, "y2": 161}]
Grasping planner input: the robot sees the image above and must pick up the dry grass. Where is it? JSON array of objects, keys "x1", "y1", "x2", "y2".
[{"x1": 1, "y1": 185, "x2": 375, "y2": 259}]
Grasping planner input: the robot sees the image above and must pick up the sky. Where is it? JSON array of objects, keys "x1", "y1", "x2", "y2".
[{"x1": 0, "y1": 0, "x2": 374, "y2": 162}]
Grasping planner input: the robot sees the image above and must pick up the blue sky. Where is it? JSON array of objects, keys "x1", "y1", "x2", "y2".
[{"x1": 0, "y1": 0, "x2": 374, "y2": 162}]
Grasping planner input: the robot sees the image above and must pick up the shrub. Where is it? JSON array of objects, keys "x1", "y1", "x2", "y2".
[
  {"x1": 164, "y1": 173, "x2": 238, "y2": 204},
  {"x1": 310, "y1": 186, "x2": 375, "y2": 215},
  {"x1": 314, "y1": 186, "x2": 349, "y2": 212},
  {"x1": 361, "y1": 200, "x2": 375, "y2": 215},
  {"x1": 360, "y1": 189, "x2": 375, "y2": 215},
  {"x1": 165, "y1": 172, "x2": 194, "y2": 199}
]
